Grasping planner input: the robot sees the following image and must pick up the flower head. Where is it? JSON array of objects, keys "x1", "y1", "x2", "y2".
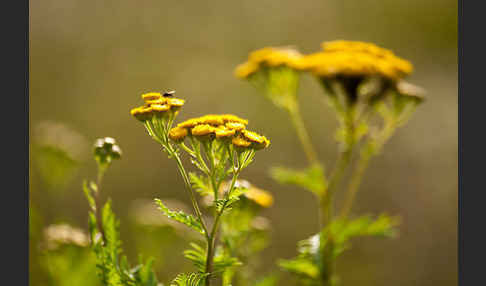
[
  {"x1": 169, "y1": 114, "x2": 270, "y2": 150},
  {"x1": 241, "y1": 129, "x2": 271, "y2": 150},
  {"x1": 301, "y1": 40, "x2": 413, "y2": 82},
  {"x1": 130, "y1": 91, "x2": 185, "y2": 122},
  {"x1": 169, "y1": 114, "x2": 248, "y2": 142},
  {"x1": 235, "y1": 47, "x2": 305, "y2": 79},
  {"x1": 93, "y1": 137, "x2": 122, "y2": 165}
]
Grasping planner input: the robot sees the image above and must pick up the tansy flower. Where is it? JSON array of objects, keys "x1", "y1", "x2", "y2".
[
  {"x1": 235, "y1": 47, "x2": 305, "y2": 79},
  {"x1": 242, "y1": 129, "x2": 271, "y2": 149},
  {"x1": 191, "y1": 124, "x2": 217, "y2": 136},
  {"x1": 141, "y1": 92, "x2": 163, "y2": 102},
  {"x1": 231, "y1": 135, "x2": 251, "y2": 148},
  {"x1": 130, "y1": 91, "x2": 185, "y2": 122},
  {"x1": 168, "y1": 126, "x2": 188, "y2": 142},
  {"x1": 225, "y1": 122, "x2": 246, "y2": 131},
  {"x1": 215, "y1": 126, "x2": 236, "y2": 138},
  {"x1": 301, "y1": 40, "x2": 413, "y2": 82},
  {"x1": 170, "y1": 114, "x2": 249, "y2": 141}
]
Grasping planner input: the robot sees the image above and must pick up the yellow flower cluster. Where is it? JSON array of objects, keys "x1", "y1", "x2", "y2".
[
  {"x1": 235, "y1": 47, "x2": 304, "y2": 79},
  {"x1": 130, "y1": 92, "x2": 185, "y2": 121},
  {"x1": 169, "y1": 114, "x2": 270, "y2": 150},
  {"x1": 301, "y1": 40, "x2": 413, "y2": 81}
]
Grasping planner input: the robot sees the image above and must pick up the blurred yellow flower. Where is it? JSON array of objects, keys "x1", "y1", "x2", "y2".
[
  {"x1": 235, "y1": 47, "x2": 305, "y2": 79},
  {"x1": 220, "y1": 179, "x2": 274, "y2": 208},
  {"x1": 245, "y1": 186, "x2": 274, "y2": 207},
  {"x1": 301, "y1": 40, "x2": 413, "y2": 81}
]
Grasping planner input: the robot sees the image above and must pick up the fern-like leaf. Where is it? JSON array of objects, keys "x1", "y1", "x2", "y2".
[
  {"x1": 154, "y1": 199, "x2": 205, "y2": 234},
  {"x1": 270, "y1": 164, "x2": 326, "y2": 195}
]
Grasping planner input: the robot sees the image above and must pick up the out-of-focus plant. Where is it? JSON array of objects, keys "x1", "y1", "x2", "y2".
[
  {"x1": 201, "y1": 179, "x2": 276, "y2": 286},
  {"x1": 130, "y1": 91, "x2": 271, "y2": 286},
  {"x1": 236, "y1": 41, "x2": 425, "y2": 285},
  {"x1": 30, "y1": 121, "x2": 90, "y2": 286},
  {"x1": 39, "y1": 224, "x2": 98, "y2": 286},
  {"x1": 32, "y1": 121, "x2": 88, "y2": 191},
  {"x1": 83, "y1": 137, "x2": 162, "y2": 286}
]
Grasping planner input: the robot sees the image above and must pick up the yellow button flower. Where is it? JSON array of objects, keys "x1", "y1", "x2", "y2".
[
  {"x1": 141, "y1": 92, "x2": 162, "y2": 102},
  {"x1": 232, "y1": 135, "x2": 252, "y2": 148},
  {"x1": 191, "y1": 124, "x2": 217, "y2": 136},
  {"x1": 215, "y1": 126, "x2": 236, "y2": 138},
  {"x1": 244, "y1": 187, "x2": 274, "y2": 207},
  {"x1": 168, "y1": 126, "x2": 188, "y2": 141},
  {"x1": 242, "y1": 129, "x2": 270, "y2": 149}
]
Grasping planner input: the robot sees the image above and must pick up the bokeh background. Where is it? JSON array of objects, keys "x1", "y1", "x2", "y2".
[{"x1": 30, "y1": 0, "x2": 457, "y2": 285}]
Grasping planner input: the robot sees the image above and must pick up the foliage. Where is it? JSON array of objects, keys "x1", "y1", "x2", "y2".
[
  {"x1": 270, "y1": 164, "x2": 326, "y2": 195},
  {"x1": 279, "y1": 214, "x2": 400, "y2": 285},
  {"x1": 170, "y1": 273, "x2": 208, "y2": 286},
  {"x1": 155, "y1": 199, "x2": 205, "y2": 234}
]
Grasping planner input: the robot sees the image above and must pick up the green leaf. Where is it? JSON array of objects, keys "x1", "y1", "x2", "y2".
[
  {"x1": 253, "y1": 274, "x2": 279, "y2": 286},
  {"x1": 154, "y1": 199, "x2": 204, "y2": 234},
  {"x1": 322, "y1": 213, "x2": 400, "y2": 258},
  {"x1": 213, "y1": 250, "x2": 242, "y2": 274},
  {"x1": 278, "y1": 257, "x2": 319, "y2": 280},
  {"x1": 214, "y1": 186, "x2": 248, "y2": 212},
  {"x1": 270, "y1": 164, "x2": 326, "y2": 195},
  {"x1": 189, "y1": 173, "x2": 212, "y2": 196},
  {"x1": 132, "y1": 257, "x2": 161, "y2": 286},
  {"x1": 83, "y1": 180, "x2": 96, "y2": 211},
  {"x1": 183, "y1": 243, "x2": 242, "y2": 274},
  {"x1": 183, "y1": 243, "x2": 206, "y2": 272},
  {"x1": 102, "y1": 200, "x2": 122, "y2": 261},
  {"x1": 170, "y1": 273, "x2": 207, "y2": 286}
]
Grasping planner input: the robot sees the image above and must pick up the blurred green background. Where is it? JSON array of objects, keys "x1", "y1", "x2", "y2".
[{"x1": 30, "y1": 0, "x2": 457, "y2": 285}]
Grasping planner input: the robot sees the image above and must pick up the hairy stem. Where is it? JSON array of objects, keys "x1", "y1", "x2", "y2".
[{"x1": 94, "y1": 164, "x2": 108, "y2": 244}]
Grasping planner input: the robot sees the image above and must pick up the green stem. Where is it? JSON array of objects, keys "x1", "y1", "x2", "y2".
[
  {"x1": 205, "y1": 162, "x2": 240, "y2": 286},
  {"x1": 172, "y1": 151, "x2": 209, "y2": 238},
  {"x1": 288, "y1": 105, "x2": 319, "y2": 166},
  {"x1": 318, "y1": 108, "x2": 356, "y2": 285},
  {"x1": 94, "y1": 163, "x2": 108, "y2": 244},
  {"x1": 339, "y1": 120, "x2": 397, "y2": 219}
]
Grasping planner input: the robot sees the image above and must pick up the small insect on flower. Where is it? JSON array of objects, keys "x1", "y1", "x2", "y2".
[{"x1": 163, "y1": 90, "x2": 176, "y2": 97}]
